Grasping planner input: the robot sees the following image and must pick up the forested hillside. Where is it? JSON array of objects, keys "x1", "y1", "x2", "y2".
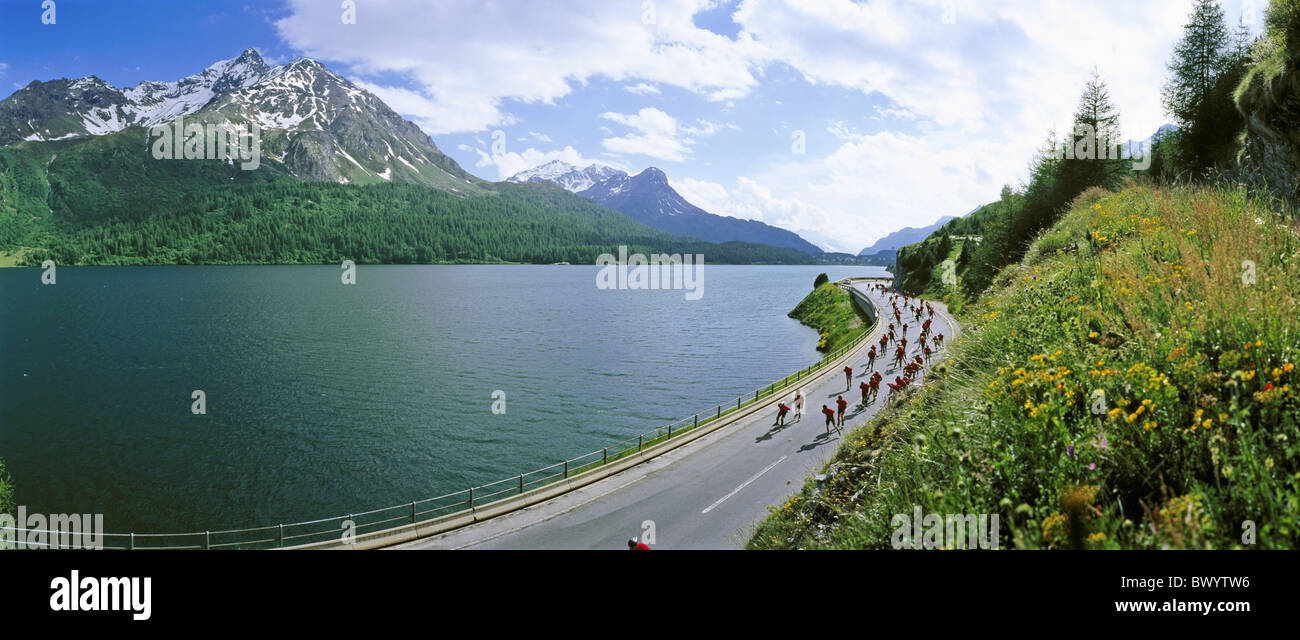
[{"x1": 0, "y1": 128, "x2": 820, "y2": 266}]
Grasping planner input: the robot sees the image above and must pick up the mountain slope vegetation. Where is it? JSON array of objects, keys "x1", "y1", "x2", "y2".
[
  {"x1": 752, "y1": 0, "x2": 1300, "y2": 550},
  {"x1": 0, "y1": 130, "x2": 825, "y2": 266},
  {"x1": 750, "y1": 183, "x2": 1300, "y2": 549}
]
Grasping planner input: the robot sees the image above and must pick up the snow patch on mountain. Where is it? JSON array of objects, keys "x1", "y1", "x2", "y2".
[{"x1": 506, "y1": 160, "x2": 626, "y2": 192}]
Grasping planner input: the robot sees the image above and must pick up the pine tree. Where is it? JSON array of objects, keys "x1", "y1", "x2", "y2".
[
  {"x1": 1230, "y1": 17, "x2": 1253, "y2": 62},
  {"x1": 1061, "y1": 70, "x2": 1128, "y2": 193},
  {"x1": 1162, "y1": 0, "x2": 1231, "y2": 126}
]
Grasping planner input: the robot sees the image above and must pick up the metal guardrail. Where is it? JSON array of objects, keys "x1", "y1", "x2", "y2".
[{"x1": 7, "y1": 278, "x2": 889, "y2": 550}]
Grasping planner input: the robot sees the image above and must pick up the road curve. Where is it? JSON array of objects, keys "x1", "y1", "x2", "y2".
[{"x1": 398, "y1": 280, "x2": 959, "y2": 550}]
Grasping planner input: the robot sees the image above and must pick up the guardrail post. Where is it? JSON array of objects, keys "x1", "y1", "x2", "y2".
[
  {"x1": 564, "y1": 460, "x2": 569, "y2": 478},
  {"x1": 519, "y1": 474, "x2": 525, "y2": 493},
  {"x1": 278, "y1": 524, "x2": 284, "y2": 548},
  {"x1": 411, "y1": 502, "x2": 417, "y2": 523},
  {"x1": 638, "y1": 435, "x2": 643, "y2": 452},
  {"x1": 755, "y1": 390, "x2": 759, "y2": 401},
  {"x1": 129, "y1": 533, "x2": 134, "y2": 551},
  {"x1": 668, "y1": 424, "x2": 672, "y2": 438},
  {"x1": 694, "y1": 414, "x2": 698, "y2": 428},
  {"x1": 603, "y1": 448, "x2": 607, "y2": 466},
  {"x1": 717, "y1": 405, "x2": 721, "y2": 418},
  {"x1": 737, "y1": 397, "x2": 741, "y2": 409},
  {"x1": 204, "y1": 531, "x2": 210, "y2": 551},
  {"x1": 469, "y1": 487, "x2": 474, "y2": 508}
]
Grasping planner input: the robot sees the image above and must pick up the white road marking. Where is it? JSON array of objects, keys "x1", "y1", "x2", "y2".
[{"x1": 702, "y1": 455, "x2": 787, "y2": 514}]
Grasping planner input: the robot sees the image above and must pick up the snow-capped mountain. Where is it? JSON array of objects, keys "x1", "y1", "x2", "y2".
[
  {"x1": 0, "y1": 48, "x2": 476, "y2": 190},
  {"x1": 577, "y1": 167, "x2": 823, "y2": 254},
  {"x1": 506, "y1": 160, "x2": 624, "y2": 193}
]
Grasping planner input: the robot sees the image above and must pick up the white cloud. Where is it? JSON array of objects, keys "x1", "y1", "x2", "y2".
[
  {"x1": 600, "y1": 107, "x2": 692, "y2": 162},
  {"x1": 354, "y1": 80, "x2": 517, "y2": 137},
  {"x1": 624, "y1": 82, "x2": 661, "y2": 95},
  {"x1": 673, "y1": 124, "x2": 1013, "y2": 254},
  {"x1": 682, "y1": 119, "x2": 738, "y2": 136},
  {"x1": 275, "y1": 0, "x2": 762, "y2": 134},
  {"x1": 597, "y1": 109, "x2": 734, "y2": 162},
  {"x1": 729, "y1": 0, "x2": 1191, "y2": 143}
]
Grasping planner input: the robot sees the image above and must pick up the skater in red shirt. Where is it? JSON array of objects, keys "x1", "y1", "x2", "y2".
[
  {"x1": 774, "y1": 402, "x2": 791, "y2": 428},
  {"x1": 836, "y1": 395, "x2": 848, "y2": 427},
  {"x1": 843, "y1": 365, "x2": 853, "y2": 389},
  {"x1": 821, "y1": 405, "x2": 838, "y2": 434},
  {"x1": 859, "y1": 380, "x2": 870, "y2": 408}
]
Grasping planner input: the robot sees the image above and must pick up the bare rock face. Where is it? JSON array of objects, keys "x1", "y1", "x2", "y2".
[{"x1": 1235, "y1": 46, "x2": 1300, "y2": 209}]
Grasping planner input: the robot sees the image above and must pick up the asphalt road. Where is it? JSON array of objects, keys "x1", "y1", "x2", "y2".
[{"x1": 399, "y1": 280, "x2": 958, "y2": 550}]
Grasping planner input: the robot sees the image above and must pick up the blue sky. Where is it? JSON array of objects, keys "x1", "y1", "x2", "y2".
[{"x1": 0, "y1": 0, "x2": 1269, "y2": 253}]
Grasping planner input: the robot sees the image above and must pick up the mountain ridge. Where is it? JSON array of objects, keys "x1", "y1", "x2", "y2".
[
  {"x1": 0, "y1": 48, "x2": 479, "y2": 192},
  {"x1": 508, "y1": 161, "x2": 824, "y2": 254},
  {"x1": 857, "y1": 214, "x2": 958, "y2": 256}
]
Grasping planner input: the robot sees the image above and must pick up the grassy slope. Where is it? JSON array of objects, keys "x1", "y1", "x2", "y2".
[
  {"x1": 749, "y1": 183, "x2": 1300, "y2": 549},
  {"x1": 788, "y1": 282, "x2": 867, "y2": 352}
]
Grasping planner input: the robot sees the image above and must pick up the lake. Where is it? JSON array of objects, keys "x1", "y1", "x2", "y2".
[{"x1": 0, "y1": 264, "x2": 886, "y2": 534}]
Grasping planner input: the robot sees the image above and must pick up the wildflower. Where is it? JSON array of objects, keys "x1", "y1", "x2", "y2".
[
  {"x1": 1067, "y1": 445, "x2": 1076, "y2": 460},
  {"x1": 1088, "y1": 463, "x2": 1096, "y2": 471}
]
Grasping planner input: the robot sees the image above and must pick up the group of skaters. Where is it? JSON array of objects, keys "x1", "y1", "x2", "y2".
[
  {"x1": 772, "y1": 286, "x2": 947, "y2": 437},
  {"x1": 772, "y1": 375, "x2": 851, "y2": 436}
]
